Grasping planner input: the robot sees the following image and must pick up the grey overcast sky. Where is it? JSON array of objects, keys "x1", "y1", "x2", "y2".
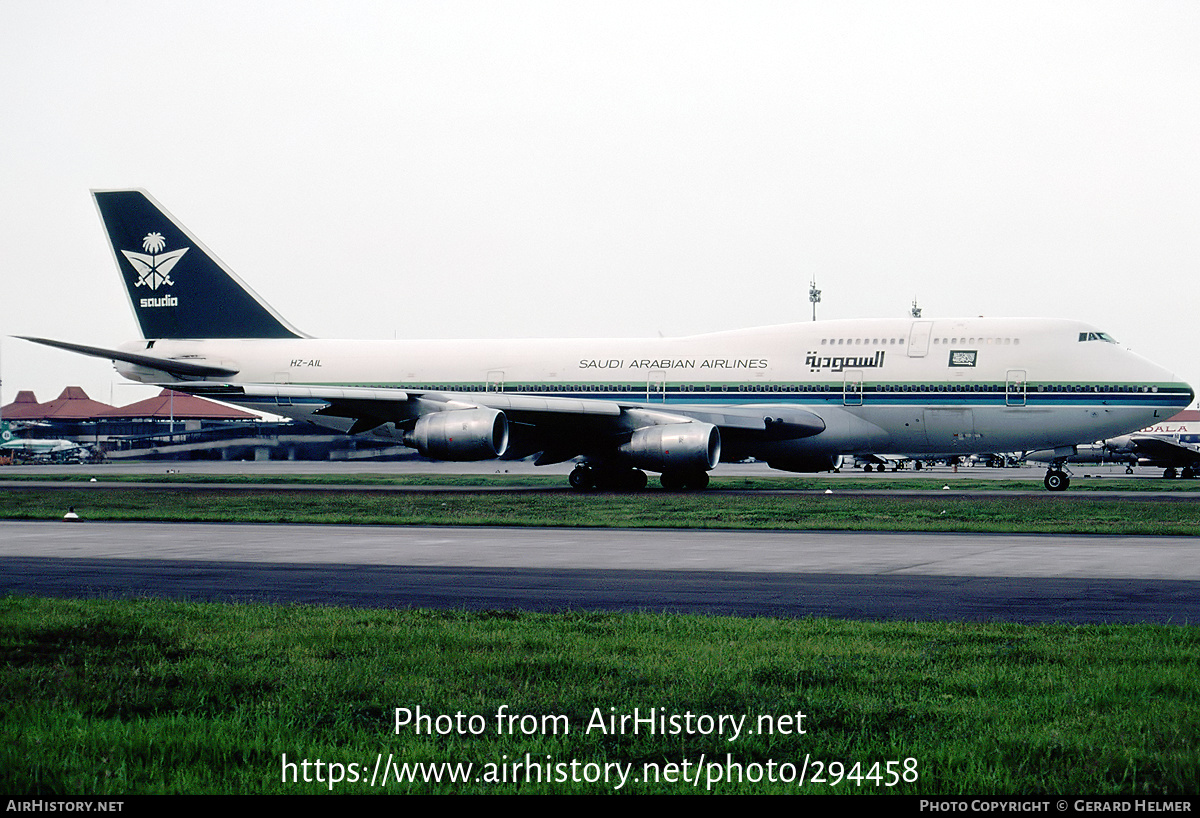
[{"x1": 3, "y1": 1, "x2": 1198, "y2": 409}]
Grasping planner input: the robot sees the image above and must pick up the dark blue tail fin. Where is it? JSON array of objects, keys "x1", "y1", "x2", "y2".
[{"x1": 93, "y1": 189, "x2": 304, "y2": 339}]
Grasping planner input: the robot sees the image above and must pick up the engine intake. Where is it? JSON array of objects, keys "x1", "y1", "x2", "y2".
[
  {"x1": 619, "y1": 422, "x2": 720, "y2": 472},
  {"x1": 406, "y1": 409, "x2": 509, "y2": 461}
]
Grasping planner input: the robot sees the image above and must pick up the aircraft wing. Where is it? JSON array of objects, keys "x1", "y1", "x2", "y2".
[
  {"x1": 1127, "y1": 434, "x2": 1200, "y2": 464},
  {"x1": 167, "y1": 381, "x2": 826, "y2": 459},
  {"x1": 16, "y1": 338, "x2": 824, "y2": 442}
]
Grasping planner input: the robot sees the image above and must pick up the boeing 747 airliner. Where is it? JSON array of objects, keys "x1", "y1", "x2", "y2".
[{"x1": 20, "y1": 190, "x2": 1193, "y2": 491}]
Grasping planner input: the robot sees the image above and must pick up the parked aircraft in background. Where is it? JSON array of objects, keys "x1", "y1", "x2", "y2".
[
  {"x1": 1112, "y1": 411, "x2": 1200, "y2": 478},
  {"x1": 18, "y1": 190, "x2": 1194, "y2": 491},
  {"x1": 0, "y1": 428, "x2": 94, "y2": 463},
  {"x1": 1028, "y1": 411, "x2": 1200, "y2": 478},
  {"x1": 853, "y1": 454, "x2": 913, "y2": 472},
  {"x1": 1031, "y1": 411, "x2": 1200, "y2": 479}
]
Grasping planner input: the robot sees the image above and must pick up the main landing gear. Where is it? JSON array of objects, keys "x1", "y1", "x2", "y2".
[
  {"x1": 1043, "y1": 468, "x2": 1071, "y2": 492},
  {"x1": 659, "y1": 469, "x2": 710, "y2": 491},
  {"x1": 569, "y1": 464, "x2": 648, "y2": 492},
  {"x1": 568, "y1": 464, "x2": 710, "y2": 492}
]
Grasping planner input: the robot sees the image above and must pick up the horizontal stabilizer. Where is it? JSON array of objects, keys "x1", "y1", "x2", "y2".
[{"x1": 18, "y1": 337, "x2": 239, "y2": 378}]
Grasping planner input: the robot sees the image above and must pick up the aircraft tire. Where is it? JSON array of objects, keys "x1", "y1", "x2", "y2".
[
  {"x1": 568, "y1": 465, "x2": 595, "y2": 491},
  {"x1": 660, "y1": 469, "x2": 709, "y2": 491},
  {"x1": 1043, "y1": 470, "x2": 1070, "y2": 492},
  {"x1": 659, "y1": 471, "x2": 685, "y2": 491},
  {"x1": 593, "y1": 467, "x2": 647, "y2": 492}
]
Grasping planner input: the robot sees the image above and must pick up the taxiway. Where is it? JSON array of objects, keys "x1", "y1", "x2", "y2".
[{"x1": 2, "y1": 521, "x2": 1195, "y2": 624}]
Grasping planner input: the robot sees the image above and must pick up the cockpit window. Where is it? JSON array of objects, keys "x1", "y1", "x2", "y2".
[{"x1": 1078, "y1": 332, "x2": 1118, "y2": 343}]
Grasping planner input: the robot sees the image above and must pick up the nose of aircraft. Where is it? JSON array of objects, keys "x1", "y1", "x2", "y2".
[
  {"x1": 1169, "y1": 370, "x2": 1195, "y2": 407},
  {"x1": 1172, "y1": 377, "x2": 1193, "y2": 409},
  {"x1": 1135, "y1": 361, "x2": 1195, "y2": 416},
  {"x1": 1145, "y1": 353, "x2": 1193, "y2": 409}
]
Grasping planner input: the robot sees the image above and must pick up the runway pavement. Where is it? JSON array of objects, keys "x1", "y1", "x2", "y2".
[{"x1": 2, "y1": 521, "x2": 1196, "y2": 624}]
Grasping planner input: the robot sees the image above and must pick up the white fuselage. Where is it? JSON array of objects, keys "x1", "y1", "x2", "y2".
[{"x1": 117, "y1": 316, "x2": 1192, "y2": 461}]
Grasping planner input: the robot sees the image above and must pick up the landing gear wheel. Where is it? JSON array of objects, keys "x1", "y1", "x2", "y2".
[
  {"x1": 1043, "y1": 470, "x2": 1070, "y2": 492},
  {"x1": 569, "y1": 465, "x2": 595, "y2": 491},
  {"x1": 594, "y1": 467, "x2": 648, "y2": 492},
  {"x1": 659, "y1": 470, "x2": 710, "y2": 491},
  {"x1": 660, "y1": 471, "x2": 685, "y2": 491},
  {"x1": 1164, "y1": 468, "x2": 1178, "y2": 479}
]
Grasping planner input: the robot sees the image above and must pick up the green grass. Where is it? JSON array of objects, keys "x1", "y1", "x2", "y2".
[
  {"x1": 4, "y1": 476, "x2": 1196, "y2": 795},
  {"x1": 4, "y1": 486, "x2": 1200, "y2": 534},
  {"x1": 6, "y1": 470, "x2": 1200, "y2": 492},
  {"x1": 1, "y1": 597, "x2": 1196, "y2": 795}
]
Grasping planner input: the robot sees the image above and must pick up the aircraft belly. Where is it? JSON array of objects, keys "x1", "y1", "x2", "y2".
[
  {"x1": 750, "y1": 406, "x2": 892, "y2": 461},
  {"x1": 922, "y1": 408, "x2": 977, "y2": 451},
  {"x1": 751, "y1": 404, "x2": 1181, "y2": 461},
  {"x1": 958, "y1": 406, "x2": 1168, "y2": 454}
]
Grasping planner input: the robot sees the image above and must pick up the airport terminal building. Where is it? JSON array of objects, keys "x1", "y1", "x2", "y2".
[{"x1": 1, "y1": 387, "x2": 410, "y2": 463}]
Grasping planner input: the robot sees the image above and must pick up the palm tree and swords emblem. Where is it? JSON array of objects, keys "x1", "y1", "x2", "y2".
[{"x1": 121, "y1": 232, "x2": 189, "y2": 290}]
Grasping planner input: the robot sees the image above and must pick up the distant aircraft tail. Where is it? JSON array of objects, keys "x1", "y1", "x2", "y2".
[{"x1": 92, "y1": 189, "x2": 304, "y2": 339}]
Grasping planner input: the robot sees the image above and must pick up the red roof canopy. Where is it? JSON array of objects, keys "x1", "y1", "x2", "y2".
[
  {"x1": 1, "y1": 390, "x2": 44, "y2": 420},
  {"x1": 95, "y1": 389, "x2": 257, "y2": 420},
  {"x1": 4, "y1": 387, "x2": 257, "y2": 421},
  {"x1": 16, "y1": 387, "x2": 117, "y2": 420}
]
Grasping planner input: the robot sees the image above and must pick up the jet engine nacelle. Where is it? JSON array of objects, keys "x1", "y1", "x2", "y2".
[
  {"x1": 618, "y1": 422, "x2": 720, "y2": 472},
  {"x1": 1105, "y1": 436, "x2": 1134, "y2": 453},
  {"x1": 766, "y1": 454, "x2": 841, "y2": 473},
  {"x1": 406, "y1": 408, "x2": 509, "y2": 461}
]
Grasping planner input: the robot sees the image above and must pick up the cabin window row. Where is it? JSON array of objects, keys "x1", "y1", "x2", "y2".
[
  {"x1": 932, "y1": 337, "x2": 1019, "y2": 346},
  {"x1": 390, "y1": 383, "x2": 1160, "y2": 394},
  {"x1": 818, "y1": 337, "x2": 1022, "y2": 346},
  {"x1": 820, "y1": 338, "x2": 906, "y2": 346}
]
